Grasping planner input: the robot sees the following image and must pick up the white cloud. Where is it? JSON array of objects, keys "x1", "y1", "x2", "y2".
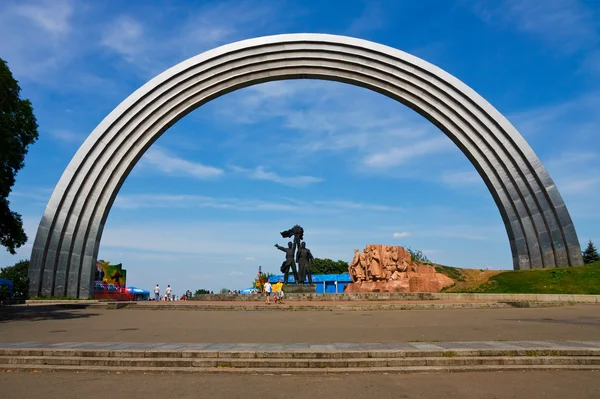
[
  {"x1": 557, "y1": 177, "x2": 600, "y2": 196},
  {"x1": 546, "y1": 151, "x2": 599, "y2": 169},
  {"x1": 213, "y1": 80, "x2": 459, "y2": 177},
  {"x1": 99, "y1": 1, "x2": 290, "y2": 77},
  {"x1": 393, "y1": 232, "x2": 411, "y2": 238},
  {"x1": 471, "y1": 0, "x2": 599, "y2": 54},
  {"x1": 0, "y1": 0, "x2": 78, "y2": 81},
  {"x1": 440, "y1": 170, "x2": 482, "y2": 187},
  {"x1": 419, "y1": 228, "x2": 493, "y2": 241},
  {"x1": 49, "y1": 129, "x2": 86, "y2": 144},
  {"x1": 9, "y1": 187, "x2": 53, "y2": 204},
  {"x1": 140, "y1": 147, "x2": 224, "y2": 180},
  {"x1": 362, "y1": 137, "x2": 452, "y2": 169},
  {"x1": 230, "y1": 165, "x2": 322, "y2": 187},
  {"x1": 247, "y1": 166, "x2": 322, "y2": 187},
  {"x1": 13, "y1": 0, "x2": 73, "y2": 37},
  {"x1": 114, "y1": 194, "x2": 298, "y2": 212},
  {"x1": 113, "y1": 193, "x2": 400, "y2": 215},
  {"x1": 313, "y1": 201, "x2": 402, "y2": 212},
  {"x1": 100, "y1": 16, "x2": 144, "y2": 64}
]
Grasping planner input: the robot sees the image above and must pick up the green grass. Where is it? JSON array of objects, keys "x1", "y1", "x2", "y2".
[
  {"x1": 467, "y1": 261, "x2": 600, "y2": 294},
  {"x1": 434, "y1": 265, "x2": 466, "y2": 282}
]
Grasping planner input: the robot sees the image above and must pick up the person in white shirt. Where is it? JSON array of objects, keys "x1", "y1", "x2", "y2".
[
  {"x1": 264, "y1": 281, "x2": 272, "y2": 305},
  {"x1": 154, "y1": 284, "x2": 160, "y2": 301},
  {"x1": 165, "y1": 285, "x2": 172, "y2": 301}
]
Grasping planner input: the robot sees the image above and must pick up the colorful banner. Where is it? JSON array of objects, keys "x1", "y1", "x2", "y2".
[
  {"x1": 93, "y1": 260, "x2": 130, "y2": 300},
  {"x1": 95, "y1": 260, "x2": 127, "y2": 288}
]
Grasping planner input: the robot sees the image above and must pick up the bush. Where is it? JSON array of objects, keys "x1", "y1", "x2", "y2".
[
  {"x1": 0, "y1": 259, "x2": 29, "y2": 299},
  {"x1": 406, "y1": 247, "x2": 430, "y2": 263}
]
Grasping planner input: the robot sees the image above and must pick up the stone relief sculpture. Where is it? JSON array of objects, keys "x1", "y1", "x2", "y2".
[{"x1": 346, "y1": 244, "x2": 454, "y2": 293}]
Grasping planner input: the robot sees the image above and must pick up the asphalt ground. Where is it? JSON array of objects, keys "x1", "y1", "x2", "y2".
[
  {"x1": 1, "y1": 304, "x2": 599, "y2": 343},
  {"x1": 1, "y1": 370, "x2": 599, "y2": 399}
]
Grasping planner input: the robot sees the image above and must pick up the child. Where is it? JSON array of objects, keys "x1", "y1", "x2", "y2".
[
  {"x1": 264, "y1": 280, "x2": 272, "y2": 305},
  {"x1": 274, "y1": 289, "x2": 284, "y2": 304}
]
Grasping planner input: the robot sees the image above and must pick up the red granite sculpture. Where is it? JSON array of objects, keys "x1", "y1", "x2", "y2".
[{"x1": 345, "y1": 244, "x2": 454, "y2": 293}]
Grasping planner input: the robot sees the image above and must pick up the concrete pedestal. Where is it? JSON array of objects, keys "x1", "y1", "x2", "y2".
[{"x1": 283, "y1": 285, "x2": 316, "y2": 294}]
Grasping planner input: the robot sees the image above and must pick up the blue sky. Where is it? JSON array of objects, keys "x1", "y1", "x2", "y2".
[{"x1": 1, "y1": 0, "x2": 599, "y2": 294}]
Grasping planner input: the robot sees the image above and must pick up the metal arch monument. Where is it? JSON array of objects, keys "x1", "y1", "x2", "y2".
[{"x1": 28, "y1": 34, "x2": 583, "y2": 298}]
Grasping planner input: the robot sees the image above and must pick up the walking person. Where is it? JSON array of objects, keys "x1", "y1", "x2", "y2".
[
  {"x1": 165, "y1": 285, "x2": 172, "y2": 301},
  {"x1": 154, "y1": 284, "x2": 160, "y2": 301},
  {"x1": 264, "y1": 280, "x2": 272, "y2": 305}
]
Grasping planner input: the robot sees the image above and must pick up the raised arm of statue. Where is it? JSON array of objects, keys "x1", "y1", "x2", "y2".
[{"x1": 275, "y1": 244, "x2": 286, "y2": 252}]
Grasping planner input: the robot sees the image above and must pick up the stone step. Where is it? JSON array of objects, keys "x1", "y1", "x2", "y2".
[
  {"x1": 2, "y1": 348, "x2": 599, "y2": 359},
  {"x1": 2, "y1": 356, "x2": 600, "y2": 369},
  {"x1": 1, "y1": 363, "x2": 599, "y2": 374},
  {"x1": 3, "y1": 347, "x2": 600, "y2": 359}
]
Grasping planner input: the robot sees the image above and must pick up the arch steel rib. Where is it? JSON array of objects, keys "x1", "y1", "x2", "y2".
[{"x1": 28, "y1": 34, "x2": 582, "y2": 298}]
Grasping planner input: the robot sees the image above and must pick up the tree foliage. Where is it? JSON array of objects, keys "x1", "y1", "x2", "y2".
[
  {"x1": 582, "y1": 240, "x2": 600, "y2": 265},
  {"x1": 311, "y1": 258, "x2": 349, "y2": 274},
  {"x1": 194, "y1": 289, "x2": 210, "y2": 296},
  {"x1": 0, "y1": 285, "x2": 9, "y2": 300},
  {"x1": 406, "y1": 247, "x2": 430, "y2": 263},
  {"x1": 0, "y1": 59, "x2": 39, "y2": 254},
  {"x1": 253, "y1": 272, "x2": 274, "y2": 291},
  {"x1": 0, "y1": 259, "x2": 29, "y2": 299}
]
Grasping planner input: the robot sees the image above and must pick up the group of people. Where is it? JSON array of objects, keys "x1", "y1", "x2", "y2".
[
  {"x1": 263, "y1": 279, "x2": 284, "y2": 305},
  {"x1": 153, "y1": 284, "x2": 181, "y2": 301}
]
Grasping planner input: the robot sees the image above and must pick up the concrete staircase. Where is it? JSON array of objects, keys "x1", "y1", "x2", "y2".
[{"x1": 2, "y1": 345, "x2": 599, "y2": 374}]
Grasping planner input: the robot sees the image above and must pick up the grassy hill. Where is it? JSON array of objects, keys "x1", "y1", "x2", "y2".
[{"x1": 435, "y1": 261, "x2": 600, "y2": 295}]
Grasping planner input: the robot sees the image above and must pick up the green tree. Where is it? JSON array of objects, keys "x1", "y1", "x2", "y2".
[
  {"x1": 406, "y1": 247, "x2": 430, "y2": 263},
  {"x1": 253, "y1": 272, "x2": 274, "y2": 291},
  {"x1": 0, "y1": 259, "x2": 29, "y2": 299},
  {"x1": 219, "y1": 288, "x2": 229, "y2": 294},
  {"x1": 582, "y1": 240, "x2": 600, "y2": 264},
  {"x1": 194, "y1": 289, "x2": 210, "y2": 296},
  {"x1": 0, "y1": 59, "x2": 39, "y2": 254},
  {"x1": 311, "y1": 258, "x2": 349, "y2": 274},
  {"x1": 0, "y1": 285, "x2": 10, "y2": 300}
]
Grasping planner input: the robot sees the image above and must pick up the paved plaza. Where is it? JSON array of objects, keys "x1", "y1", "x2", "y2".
[
  {"x1": 2, "y1": 303, "x2": 600, "y2": 397},
  {"x1": 1, "y1": 371, "x2": 599, "y2": 399},
  {"x1": 2, "y1": 304, "x2": 600, "y2": 343}
]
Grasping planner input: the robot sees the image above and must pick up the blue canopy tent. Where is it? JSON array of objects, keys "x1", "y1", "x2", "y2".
[
  {"x1": 126, "y1": 286, "x2": 150, "y2": 301},
  {"x1": 0, "y1": 279, "x2": 13, "y2": 297}
]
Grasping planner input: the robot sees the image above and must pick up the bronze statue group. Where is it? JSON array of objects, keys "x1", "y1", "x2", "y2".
[{"x1": 275, "y1": 225, "x2": 315, "y2": 285}]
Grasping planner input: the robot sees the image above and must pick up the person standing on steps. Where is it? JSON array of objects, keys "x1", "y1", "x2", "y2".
[{"x1": 154, "y1": 284, "x2": 160, "y2": 301}]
